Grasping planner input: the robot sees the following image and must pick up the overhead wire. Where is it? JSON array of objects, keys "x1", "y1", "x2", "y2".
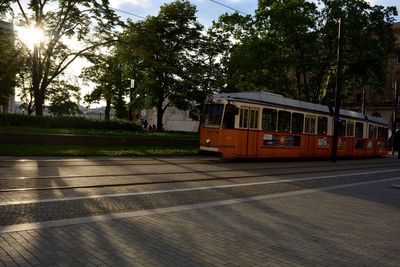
[
  {"x1": 108, "y1": 6, "x2": 146, "y2": 20},
  {"x1": 209, "y1": 0, "x2": 249, "y2": 16}
]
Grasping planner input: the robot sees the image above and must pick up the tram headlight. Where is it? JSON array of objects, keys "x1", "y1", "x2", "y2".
[{"x1": 206, "y1": 139, "x2": 211, "y2": 145}]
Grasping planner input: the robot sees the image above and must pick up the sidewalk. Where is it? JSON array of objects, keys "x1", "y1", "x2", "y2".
[{"x1": 1, "y1": 178, "x2": 399, "y2": 266}]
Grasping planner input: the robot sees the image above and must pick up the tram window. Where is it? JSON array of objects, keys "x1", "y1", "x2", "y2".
[
  {"x1": 346, "y1": 121, "x2": 355, "y2": 137},
  {"x1": 338, "y1": 120, "x2": 346, "y2": 136},
  {"x1": 378, "y1": 127, "x2": 387, "y2": 139},
  {"x1": 278, "y1": 111, "x2": 291, "y2": 132},
  {"x1": 249, "y1": 109, "x2": 259, "y2": 129},
  {"x1": 317, "y1": 116, "x2": 328, "y2": 135},
  {"x1": 378, "y1": 127, "x2": 388, "y2": 139},
  {"x1": 239, "y1": 108, "x2": 249, "y2": 129},
  {"x1": 304, "y1": 115, "x2": 316, "y2": 134},
  {"x1": 292, "y1": 113, "x2": 304, "y2": 133},
  {"x1": 204, "y1": 104, "x2": 224, "y2": 128},
  {"x1": 262, "y1": 108, "x2": 277, "y2": 131},
  {"x1": 368, "y1": 124, "x2": 378, "y2": 139},
  {"x1": 373, "y1": 126, "x2": 378, "y2": 139},
  {"x1": 222, "y1": 104, "x2": 237, "y2": 129},
  {"x1": 355, "y1": 122, "x2": 364, "y2": 138},
  {"x1": 383, "y1": 128, "x2": 388, "y2": 139},
  {"x1": 368, "y1": 125, "x2": 373, "y2": 139}
]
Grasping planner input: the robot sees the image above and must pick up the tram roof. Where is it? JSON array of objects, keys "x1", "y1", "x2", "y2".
[{"x1": 213, "y1": 92, "x2": 388, "y2": 125}]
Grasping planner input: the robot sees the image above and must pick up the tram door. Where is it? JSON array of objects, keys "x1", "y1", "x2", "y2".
[{"x1": 238, "y1": 108, "x2": 259, "y2": 157}]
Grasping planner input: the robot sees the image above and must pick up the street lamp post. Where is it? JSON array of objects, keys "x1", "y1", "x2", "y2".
[
  {"x1": 332, "y1": 17, "x2": 344, "y2": 163},
  {"x1": 129, "y1": 79, "x2": 135, "y2": 121}
]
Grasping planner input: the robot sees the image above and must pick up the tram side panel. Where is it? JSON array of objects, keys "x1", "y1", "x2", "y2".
[
  {"x1": 257, "y1": 132, "x2": 307, "y2": 158},
  {"x1": 313, "y1": 135, "x2": 332, "y2": 158}
]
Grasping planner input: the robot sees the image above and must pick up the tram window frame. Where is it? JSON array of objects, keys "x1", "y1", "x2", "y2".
[
  {"x1": 317, "y1": 116, "x2": 328, "y2": 135},
  {"x1": 203, "y1": 103, "x2": 224, "y2": 128},
  {"x1": 368, "y1": 124, "x2": 378, "y2": 139},
  {"x1": 222, "y1": 104, "x2": 237, "y2": 129},
  {"x1": 383, "y1": 128, "x2": 388, "y2": 139},
  {"x1": 304, "y1": 115, "x2": 316, "y2": 134},
  {"x1": 262, "y1": 108, "x2": 277, "y2": 131},
  {"x1": 277, "y1": 110, "x2": 291, "y2": 132},
  {"x1": 291, "y1": 112, "x2": 304, "y2": 133},
  {"x1": 239, "y1": 107, "x2": 259, "y2": 129},
  {"x1": 346, "y1": 121, "x2": 355, "y2": 137},
  {"x1": 239, "y1": 108, "x2": 249, "y2": 128},
  {"x1": 368, "y1": 124, "x2": 373, "y2": 139},
  {"x1": 355, "y1": 122, "x2": 364, "y2": 138},
  {"x1": 378, "y1": 127, "x2": 387, "y2": 139},
  {"x1": 249, "y1": 109, "x2": 259, "y2": 129},
  {"x1": 372, "y1": 125, "x2": 378, "y2": 139},
  {"x1": 338, "y1": 120, "x2": 346, "y2": 136}
]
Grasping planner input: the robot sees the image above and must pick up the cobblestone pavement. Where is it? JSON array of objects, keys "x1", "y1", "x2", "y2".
[{"x1": 1, "y1": 176, "x2": 399, "y2": 266}]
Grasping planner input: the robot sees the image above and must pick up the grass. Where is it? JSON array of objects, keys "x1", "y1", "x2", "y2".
[
  {"x1": 0, "y1": 126, "x2": 199, "y2": 156},
  {"x1": 0, "y1": 144, "x2": 199, "y2": 157},
  {"x1": 0, "y1": 126, "x2": 199, "y2": 140}
]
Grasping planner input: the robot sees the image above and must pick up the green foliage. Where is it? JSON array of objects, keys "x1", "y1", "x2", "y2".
[
  {"x1": 0, "y1": 113, "x2": 141, "y2": 131},
  {"x1": 120, "y1": 0, "x2": 203, "y2": 130},
  {"x1": 0, "y1": 144, "x2": 198, "y2": 156},
  {"x1": 0, "y1": 22, "x2": 18, "y2": 110},
  {"x1": 47, "y1": 80, "x2": 82, "y2": 117},
  {"x1": 11, "y1": 0, "x2": 121, "y2": 116},
  {"x1": 220, "y1": 0, "x2": 397, "y2": 104},
  {"x1": 82, "y1": 52, "x2": 129, "y2": 120},
  {"x1": 319, "y1": 0, "x2": 398, "y2": 98}
]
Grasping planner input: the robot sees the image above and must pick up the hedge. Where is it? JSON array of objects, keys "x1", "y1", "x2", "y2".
[{"x1": 0, "y1": 113, "x2": 141, "y2": 131}]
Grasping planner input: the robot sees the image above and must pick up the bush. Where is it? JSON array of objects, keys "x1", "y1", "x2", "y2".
[{"x1": 0, "y1": 113, "x2": 141, "y2": 131}]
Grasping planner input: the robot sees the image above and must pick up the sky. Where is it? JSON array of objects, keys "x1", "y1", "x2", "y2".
[
  {"x1": 109, "y1": 0, "x2": 399, "y2": 26},
  {"x1": 10, "y1": 0, "x2": 400, "y2": 107}
]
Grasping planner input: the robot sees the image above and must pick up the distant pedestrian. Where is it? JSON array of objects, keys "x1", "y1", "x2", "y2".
[{"x1": 143, "y1": 120, "x2": 148, "y2": 130}]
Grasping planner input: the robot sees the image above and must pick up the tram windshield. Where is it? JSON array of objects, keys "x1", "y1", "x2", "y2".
[{"x1": 203, "y1": 103, "x2": 224, "y2": 128}]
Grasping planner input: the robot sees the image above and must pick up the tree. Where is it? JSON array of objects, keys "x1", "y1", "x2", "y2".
[
  {"x1": 121, "y1": 0, "x2": 203, "y2": 131},
  {"x1": 12, "y1": 0, "x2": 120, "y2": 116},
  {"x1": 0, "y1": 1, "x2": 12, "y2": 15},
  {"x1": 220, "y1": 0, "x2": 397, "y2": 104},
  {"x1": 187, "y1": 25, "x2": 233, "y2": 123},
  {"x1": 17, "y1": 51, "x2": 35, "y2": 115},
  {"x1": 318, "y1": 0, "x2": 397, "y2": 103},
  {"x1": 82, "y1": 52, "x2": 129, "y2": 120},
  {"x1": 47, "y1": 80, "x2": 81, "y2": 117},
  {"x1": 0, "y1": 21, "x2": 18, "y2": 113}
]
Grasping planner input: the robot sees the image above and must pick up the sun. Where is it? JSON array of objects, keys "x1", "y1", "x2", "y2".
[{"x1": 16, "y1": 25, "x2": 45, "y2": 48}]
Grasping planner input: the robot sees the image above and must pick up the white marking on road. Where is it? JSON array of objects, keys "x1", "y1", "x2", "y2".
[
  {"x1": 1, "y1": 168, "x2": 400, "y2": 206},
  {"x1": 0, "y1": 176, "x2": 399, "y2": 234}
]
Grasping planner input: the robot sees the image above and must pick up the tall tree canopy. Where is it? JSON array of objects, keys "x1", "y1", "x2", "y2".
[
  {"x1": 10, "y1": 0, "x2": 121, "y2": 116},
  {"x1": 0, "y1": 21, "x2": 18, "y2": 113},
  {"x1": 120, "y1": 0, "x2": 203, "y2": 131},
  {"x1": 82, "y1": 51, "x2": 128, "y2": 120},
  {"x1": 220, "y1": 0, "x2": 397, "y2": 104}
]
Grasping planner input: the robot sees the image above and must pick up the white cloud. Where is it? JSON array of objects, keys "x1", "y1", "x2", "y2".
[
  {"x1": 366, "y1": 0, "x2": 399, "y2": 7},
  {"x1": 109, "y1": 0, "x2": 152, "y2": 8}
]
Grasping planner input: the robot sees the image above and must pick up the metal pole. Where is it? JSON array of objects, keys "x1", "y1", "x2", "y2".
[
  {"x1": 332, "y1": 18, "x2": 344, "y2": 163},
  {"x1": 128, "y1": 79, "x2": 135, "y2": 122},
  {"x1": 361, "y1": 90, "x2": 366, "y2": 115}
]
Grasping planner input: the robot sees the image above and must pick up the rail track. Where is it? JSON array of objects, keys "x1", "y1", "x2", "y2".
[{"x1": 1, "y1": 160, "x2": 399, "y2": 192}]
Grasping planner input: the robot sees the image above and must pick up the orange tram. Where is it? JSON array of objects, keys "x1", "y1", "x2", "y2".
[{"x1": 199, "y1": 92, "x2": 389, "y2": 158}]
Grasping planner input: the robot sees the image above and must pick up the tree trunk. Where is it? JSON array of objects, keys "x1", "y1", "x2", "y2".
[
  {"x1": 32, "y1": 45, "x2": 44, "y2": 116},
  {"x1": 156, "y1": 102, "x2": 164, "y2": 132},
  {"x1": 105, "y1": 99, "x2": 111, "y2": 120},
  {"x1": 295, "y1": 69, "x2": 301, "y2": 100},
  {"x1": 34, "y1": 90, "x2": 44, "y2": 116}
]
